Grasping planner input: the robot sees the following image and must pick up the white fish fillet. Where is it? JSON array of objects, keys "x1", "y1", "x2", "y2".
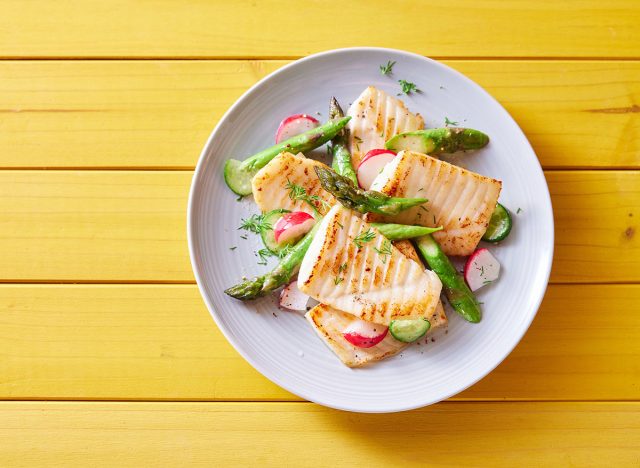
[
  {"x1": 347, "y1": 86, "x2": 424, "y2": 167},
  {"x1": 297, "y1": 205, "x2": 442, "y2": 325},
  {"x1": 251, "y1": 152, "x2": 335, "y2": 215},
  {"x1": 368, "y1": 150, "x2": 502, "y2": 256},
  {"x1": 391, "y1": 239, "x2": 448, "y2": 329},
  {"x1": 306, "y1": 302, "x2": 447, "y2": 368}
]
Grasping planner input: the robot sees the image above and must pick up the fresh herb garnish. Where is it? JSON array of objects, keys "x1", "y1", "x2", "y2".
[
  {"x1": 334, "y1": 262, "x2": 348, "y2": 285},
  {"x1": 398, "y1": 79, "x2": 420, "y2": 95},
  {"x1": 256, "y1": 248, "x2": 274, "y2": 265},
  {"x1": 379, "y1": 60, "x2": 396, "y2": 76},
  {"x1": 240, "y1": 234, "x2": 248, "y2": 240},
  {"x1": 277, "y1": 245, "x2": 294, "y2": 259},
  {"x1": 337, "y1": 221, "x2": 344, "y2": 230},
  {"x1": 353, "y1": 229, "x2": 376, "y2": 248},
  {"x1": 373, "y1": 239, "x2": 392, "y2": 263},
  {"x1": 353, "y1": 135, "x2": 363, "y2": 152},
  {"x1": 285, "y1": 179, "x2": 330, "y2": 212},
  {"x1": 239, "y1": 214, "x2": 270, "y2": 234},
  {"x1": 483, "y1": 280, "x2": 494, "y2": 285},
  {"x1": 444, "y1": 116, "x2": 458, "y2": 126}
]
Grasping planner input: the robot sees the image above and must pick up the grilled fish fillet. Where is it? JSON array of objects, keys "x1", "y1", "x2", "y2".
[
  {"x1": 347, "y1": 86, "x2": 424, "y2": 166},
  {"x1": 306, "y1": 302, "x2": 447, "y2": 368},
  {"x1": 297, "y1": 205, "x2": 442, "y2": 325},
  {"x1": 368, "y1": 150, "x2": 502, "y2": 256},
  {"x1": 392, "y1": 239, "x2": 448, "y2": 327},
  {"x1": 251, "y1": 152, "x2": 335, "y2": 215}
]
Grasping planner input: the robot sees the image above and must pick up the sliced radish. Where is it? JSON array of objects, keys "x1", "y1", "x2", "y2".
[
  {"x1": 357, "y1": 149, "x2": 397, "y2": 189},
  {"x1": 343, "y1": 319, "x2": 389, "y2": 348},
  {"x1": 275, "y1": 114, "x2": 320, "y2": 143},
  {"x1": 273, "y1": 211, "x2": 315, "y2": 244},
  {"x1": 464, "y1": 248, "x2": 501, "y2": 292},
  {"x1": 279, "y1": 280, "x2": 309, "y2": 312}
]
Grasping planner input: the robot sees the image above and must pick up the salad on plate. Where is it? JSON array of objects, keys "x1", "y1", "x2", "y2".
[{"x1": 222, "y1": 83, "x2": 511, "y2": 368}]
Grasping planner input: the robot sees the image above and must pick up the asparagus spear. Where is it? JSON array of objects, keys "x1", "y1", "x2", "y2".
[
  {"x1": 385, "y1": 127, "x2": 489, "y2": 155},
  {"x1": 314, "y1": 166, "x2": 427, "y2": 215},
  {"x1": 370, "y1": 223, "x2": 442, "y2": 240},
  {"x1": 328, "y1": 97, "x2": 358, "y2": 185},
  {"x1": 225, "y1": 221, "x2": 321, "y2": 300},
  {"x1": 413, "y1": 234, "x2": 481, "y2": 323},
  {"x1": 224, "y1": 116, "x2": 351, "y2": 196},
  {"x1": 225, "y1": 220, "x2": 440, "y2": 300}
]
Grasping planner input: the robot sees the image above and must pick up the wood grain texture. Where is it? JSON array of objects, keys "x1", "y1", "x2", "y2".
[
  {"x1": 0, "y1": 60, "x2": 639, "y2": 169},
  {"x1": 1, "y1": 284, "x2": 638, "y2": 401},
  {"x1": 0, "y1": 171, "x2": 637, "y2": 283},
  {"x1": 1, "y1": 402, "x2": 638, "y2": 467},
  {"x1": 0, "y1": 1, "x2": 638, "y2": 59}
]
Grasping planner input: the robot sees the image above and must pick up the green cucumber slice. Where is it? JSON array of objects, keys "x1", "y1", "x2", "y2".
[
  {"x1": 260, "y1": 209, "x2": 294, "y2": 254},
  {"x1": 389, "y1": 318, "x2": 431, "y2": 343},
  {"x1": 224, "y1": 159, "x2": 256, "y2": 197},
  {"x1": 482, "y1": 203, "x2": 512, "y2": 242}
]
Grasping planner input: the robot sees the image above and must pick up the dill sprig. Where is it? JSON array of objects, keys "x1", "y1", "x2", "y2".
[
  {"x1": 239, "y1": 214, "x2": 270, "y2": 234},
  {"x1": 379, "y1": 60, "x2": 396, "y2": 76},
  {"x1": 353, "y1": 229, "x2": 376, "y2": 248},
  {"x1": 285, "y1": 179, "x2": 331, "y2": 212},
  {"x1": 444, "y1": 116, "x2": 459, "y2": 126},
  {"x1": 373, "y1": 239, "x2": 392, "y2": 263},
  {"x1": 398, "y1": 79, "x2": 420, "y2": 95}
]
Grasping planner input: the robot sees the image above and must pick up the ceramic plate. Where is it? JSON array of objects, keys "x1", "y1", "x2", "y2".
[{"x1": 187, "y1": 47, "x2": 554, "y2": 413}]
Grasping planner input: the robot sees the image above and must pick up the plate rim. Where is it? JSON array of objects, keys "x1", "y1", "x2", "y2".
[{"x1": 187, "y1": 46, "x2": 555, "y2": 413}]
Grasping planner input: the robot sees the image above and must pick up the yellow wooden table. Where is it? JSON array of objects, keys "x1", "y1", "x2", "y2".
[{"x1": 1, "y1": 1, "x2": 639, "y2": 466}]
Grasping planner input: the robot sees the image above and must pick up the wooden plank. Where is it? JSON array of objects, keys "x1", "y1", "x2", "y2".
[
  {"x1": 1, "y1": 284, "x2": 638, "y2": 401},
  {"x1": 0, "y1": 171, "x2": 637, "y2": 283},
  {"x1": 1, "y1": 1, "x2": 638, "y2": 58},
  {"x1": 1, "y1": 402, "x2": 638, "y2": 467},
  {"x1": 1, "y1": 60, "x2": 639, "y2": 169}
]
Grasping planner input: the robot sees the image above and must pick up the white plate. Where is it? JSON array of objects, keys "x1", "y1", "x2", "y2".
[{"x1": 187, "y1": 47, "x2": 554, "y2": 413}]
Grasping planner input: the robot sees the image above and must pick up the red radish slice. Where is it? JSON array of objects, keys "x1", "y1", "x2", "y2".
[
  {"x1": 357, "y1": 149, "x2": 397, "y2": 189},
  {"x1": 279, "y1": 280, "x2": 309, "y2": 312},
  {"x1": 273, "y1": 211, "x2": 315, "y2": 244},
  {"x1": 464, "y1": 248, "x2": 501, "y2": 292},
  {"x1": 343, "y1": 319, "x2": 389, "y2": 348},
  {"x1": 275, "y1": 114, "x2": 320, "y2": 143}
]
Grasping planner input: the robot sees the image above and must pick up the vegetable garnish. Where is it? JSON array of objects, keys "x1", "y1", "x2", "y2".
[
  {"x1": 353, "y1": 229, "x2": 376, "y2": 248},
  {"x1": 285, "y1": 179, "x2": 331, "y2": 212},
  {"x1": 239, "y1": 214, "x2": 270, "y2": 234},
  {"x1": 444, "y1": 116, "x2": 459, "y2": 126},
  {"x1": 334, "y1": 261, "x2": 348, "y2": 285},
  {"x1": 379, "y1": 60, "x2": 396, "y2": 76},
  {"x1": 398, "y1": 79, "x2": 420, "y2": 95},
  {"x1": 256, "y1": 248, "x2": 274, "y2": 266},
  {"x1": 373, "y1": 239, "x2": 392, "y2": 263}
]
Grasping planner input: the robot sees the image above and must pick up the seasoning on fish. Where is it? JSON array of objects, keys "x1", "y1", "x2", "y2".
[
  {"x1": 252, "y1": 152, "x2": 335, "y2": 216},
  {"x1": 368, "y1": 150, "x2": 502, "y2": 256},
  {"x1": 297, "y1": 205, "x2": 442, "y2": 325}
]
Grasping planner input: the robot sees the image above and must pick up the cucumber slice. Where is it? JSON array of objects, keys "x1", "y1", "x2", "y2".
[
  {"x1": 482, "y1": 203, "x2": 512, "y2": 242},
  {"x1": 260, "y1": 209, "x2": 294, "y2": 255},
  {"x1": 224, "y1": 159, "x2": 256, "y2": 196},
  {"x1": 389, "y1": 318, "x2": 431, "y2": 343}
]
